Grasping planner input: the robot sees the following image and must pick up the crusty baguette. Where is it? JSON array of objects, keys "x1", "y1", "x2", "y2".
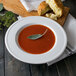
[
  {"x1": 46, "y1": 0, "x2": 64, "y2": 17},
  {"x1": 38, "y1": 1, "x2": 51, "y2": 15}
]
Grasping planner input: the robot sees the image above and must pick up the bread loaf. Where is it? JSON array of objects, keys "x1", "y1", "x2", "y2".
[
  {"x1": 46, "y1": 0, "x2": 64, "y2": 17},
  {"x1": 38, "y1": 1, "x2": 51, "y2": 15}
]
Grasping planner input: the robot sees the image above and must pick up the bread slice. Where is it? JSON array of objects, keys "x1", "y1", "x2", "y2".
[
  {"x1": 2, "y1": 0, "x2": 70, "y2": 26},
  {"x1": 46, "y1": 0, "x2": 64, "y2": 17},
  {"x1": 46, "y1": 13, "x2": 57, "y2": 20},
  {"x1": 37, "y1": 1, "x2": 51, "y2": 16}
]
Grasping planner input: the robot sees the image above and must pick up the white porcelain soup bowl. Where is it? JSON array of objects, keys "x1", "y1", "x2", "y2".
[{"x1": 5, "y1": 16, "x2": 67, "y2": 64}]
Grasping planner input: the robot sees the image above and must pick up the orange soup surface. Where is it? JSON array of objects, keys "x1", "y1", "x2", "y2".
[{"x1": 18, "y1": 25, "x2": 55, "y2": 54}]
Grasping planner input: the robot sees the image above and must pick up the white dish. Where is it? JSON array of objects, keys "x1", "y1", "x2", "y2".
[{"x1": 5, "y1": 16, "x2": 67, "y2": 64}]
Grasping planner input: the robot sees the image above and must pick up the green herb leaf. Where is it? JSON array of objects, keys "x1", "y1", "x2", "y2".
[
  {"x1": 27, "y1": 34, "x2": 42, "y2": 40},
  {"x1": 0, "y1": 11, "x2": 17, "y2": 31},
  {"x1": 0, "y1": 3, "x2": 3, "y2": 11},
  {"x1": 27, "y1": 29, "x2": 48, "y2": 40}
]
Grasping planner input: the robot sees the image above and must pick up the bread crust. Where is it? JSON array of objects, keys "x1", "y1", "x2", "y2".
[
  {"x1": 46, "y1": 0, "x2": 64, "y2": 17},
  {"x1": 38, "y1": 1, "x2": 51, "y2": 15}
]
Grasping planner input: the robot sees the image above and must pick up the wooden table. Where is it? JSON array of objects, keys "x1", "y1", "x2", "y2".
[{"x1": 0, "y1": 0, "x2": 76, "y2": 76}]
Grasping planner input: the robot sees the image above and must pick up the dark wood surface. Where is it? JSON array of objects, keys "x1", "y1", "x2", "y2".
[{"x1": 0, "y1": 0, "x2": 76, "y2": 76}]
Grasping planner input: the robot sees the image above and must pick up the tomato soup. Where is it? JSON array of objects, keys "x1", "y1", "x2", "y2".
[{"x1": 18, "y1": 25, "x2": 55, "y2": 54}]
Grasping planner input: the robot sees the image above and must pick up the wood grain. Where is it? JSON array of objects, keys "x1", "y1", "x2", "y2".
[
  {"x1": 4, "y1": 28, "x2": 30, "y2": 76},
  {"x1": 0, "y1": 31, "x2": 4, "y2": 76},
  {"x1": 0, "y1": 0, "x2": 3, "y2": 3},
  {"x1": 0, "y1": 0, "x2": 76, "y2": 76},
  {"x1": 0, "y1": 31, "x2": 4, "y2": 59},
  {"x1": 3, "y1": 0, "x2": 38, "y2": 17},
  {"x1": 2, "y1": 0, "x2": 70, "y2": 26},
  {"x1": 64, "y1": 54, "x2": 76, "y2": 76},
  {"x1": 4, "y1": 44, "x2": 31, "y2": 76},
  {"x1": 0, "y1": 59, "x2": 4, "y2": 76},
  {"x1": 56, "y1": 60, "x2": 70, "y2": 76},
  {"x1": 40, "y1": 64, "x2": 59, "y2": 76},
  {"x1": 30, "y1": 64, "x2": 42, "y2": 76}
]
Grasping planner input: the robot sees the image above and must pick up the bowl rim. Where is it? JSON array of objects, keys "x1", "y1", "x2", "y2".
[{"x1": 5, "y1": 16, "x2": 67, "y2": 64}]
